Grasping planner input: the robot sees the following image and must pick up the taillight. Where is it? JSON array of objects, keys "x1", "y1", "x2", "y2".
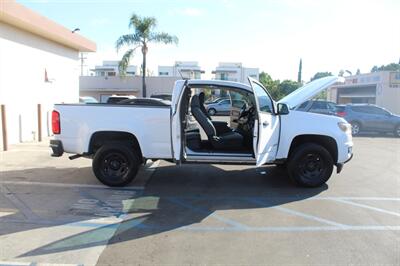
[
  {"x1": 336, "y1": 111, "x2": 346, "y2": 117},
  {"x1": 52, "y1": 110, "x2": 60, "y2": 134}
]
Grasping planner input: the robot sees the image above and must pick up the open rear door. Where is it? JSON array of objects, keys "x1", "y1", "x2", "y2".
[{"x1": 248, "y1": 78, "x2": 280, "y2": 167}]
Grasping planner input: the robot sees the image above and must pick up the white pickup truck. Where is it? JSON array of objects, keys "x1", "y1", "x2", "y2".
[{"x1": 50, "y1": 77, "x2": 353, "y2": 187}]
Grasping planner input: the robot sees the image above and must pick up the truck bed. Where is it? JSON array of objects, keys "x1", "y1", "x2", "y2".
[{"x1": 53, "y1": 104, "x2": 172, "y2": 159}]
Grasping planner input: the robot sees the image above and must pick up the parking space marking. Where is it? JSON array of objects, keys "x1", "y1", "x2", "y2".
[
  {"x1": 331, "y1": 198, "x2": 400, "y2": 217},
  {"x1": 0, "y1": 185, "x2": 41, "y2": 221},
  {"x1": 0, "y1": 261, "x2": 83, "y2": 266},
  {"x1": 168, "y1": 197, "x2": 250, "y2": 230},
  {"x1": 0, "y1": 181, "x2": 144, "y2": 190},
  {"x1": 71, "y1": 189, "x2": 138, "y2": 218},
  {"x1": 175, "y1": 225, "x2": 400, "y2": 232},
  {"x1": 247, "y1": 198, "x2": 347, "y2": 227}
]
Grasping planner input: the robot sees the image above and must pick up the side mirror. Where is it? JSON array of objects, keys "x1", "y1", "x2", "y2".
[{"x1": 277, "y1": 103, "x2": 289, "y2": 115}]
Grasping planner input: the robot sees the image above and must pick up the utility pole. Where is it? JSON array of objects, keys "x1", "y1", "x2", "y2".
[{"x1": 79, "y1": 52, "x2": 87, "y2": 76}]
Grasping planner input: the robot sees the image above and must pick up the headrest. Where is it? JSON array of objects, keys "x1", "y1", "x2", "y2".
[
  {"x1": 199, "y1": 92, "x2": 205, "y2": 104},
  {"x1": 191, "y1": 95, "x2": 200, "y2": 108}
]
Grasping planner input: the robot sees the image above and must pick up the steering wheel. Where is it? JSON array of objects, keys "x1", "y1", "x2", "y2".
[{"x1": 238, "y1": 103, "x2": 248, "y2": 119}]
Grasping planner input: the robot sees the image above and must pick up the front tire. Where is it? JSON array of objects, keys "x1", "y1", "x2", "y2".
[
  {"x1": 92, "y1": 142, "x2": 140, "y2": 187},
  {"x1": 208, "y1": 108, "x2": 216, "y2": 116},
  {"x1": 287, "y1": 143, "x2": 333, "y2": 187},
  {"x1": 351, "y1": 122, "x2": 361, "y2": 136},
  {"x1": 394, "y1": 124, "x2": 400, "y2": 138}
]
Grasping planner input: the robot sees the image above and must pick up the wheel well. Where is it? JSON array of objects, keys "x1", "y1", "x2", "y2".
[
  {"x1": 89, "y1": 131, "x2": 143, "y2": 160},
  {"x1": 288, "y1": 134, "x2": 338, "y2": 163}
]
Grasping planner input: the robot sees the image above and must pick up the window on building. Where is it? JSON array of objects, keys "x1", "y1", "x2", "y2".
[
  {"x1": 126, "y1": 71, "x2": 135, "y2": 76},
  {"x1": 159, "y1": 72, "x2": 169, "y2": 76},
  {"x1": 107, "y1": 72, "x2": 116, "y2": 77}
]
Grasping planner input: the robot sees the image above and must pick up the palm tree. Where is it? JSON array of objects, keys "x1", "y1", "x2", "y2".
[{"x1": 116, "y1": 14, "x2": 178, "y2": 97}]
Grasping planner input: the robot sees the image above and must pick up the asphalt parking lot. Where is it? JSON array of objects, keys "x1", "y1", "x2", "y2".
[{"x1": 0, "y1": 136, "x2": 399, "y2": 265}]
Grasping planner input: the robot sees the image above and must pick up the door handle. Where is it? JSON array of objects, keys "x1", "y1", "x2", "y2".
[{"x1": 262, "y1": 121, "x2": 269, "y2": 127}]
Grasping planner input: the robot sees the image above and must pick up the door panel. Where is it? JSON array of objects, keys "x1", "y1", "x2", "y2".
[{"x1": 248, "y1": 78, "x2": 280, "y2": 166}]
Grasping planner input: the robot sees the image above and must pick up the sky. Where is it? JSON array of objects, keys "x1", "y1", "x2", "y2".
[{"x1": 18, "y1": 0, "x2": 400, "y2": 81}]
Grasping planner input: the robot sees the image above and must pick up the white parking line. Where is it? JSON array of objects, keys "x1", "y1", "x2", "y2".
[
  {"x1": 0, "y1": 261, "x2": 82, "y2": 266},
  {"x1": 332, "y1": 198, "x2": 400, "y2": 217},
  {"x1": 0, "y1": 160, "x2": 159, "y2": 190},
  {"x1": 0, "y1": 181, "x2": 144, "y2": 190},
  {"x1": 273, "y1": 206, "x2": 347, "y2": 227}
]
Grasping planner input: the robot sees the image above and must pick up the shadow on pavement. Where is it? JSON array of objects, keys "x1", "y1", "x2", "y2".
[{"x1": 0, "y1": 163, "x2": 327, "y2": 257}]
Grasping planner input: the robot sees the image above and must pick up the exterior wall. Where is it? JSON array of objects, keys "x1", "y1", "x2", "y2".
[
  {"x1": 80, "y1": 76, "x2": 180, "y2": 101},
  {"x1": 374, "y1": 71, "x2": 400, "y2": 114},
  {"x1": 0, "y1": 22, "x2": 80, "y2": 148}
]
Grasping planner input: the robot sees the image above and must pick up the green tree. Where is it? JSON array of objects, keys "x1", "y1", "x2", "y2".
[
  {"x1": 259, "y1": 72, "x2": 281, "y2": 99},
  {"x1": 310, "y1": 72, "x2": 333, "y2": 81},
  {"x1": 116, "y1": 13, "x2": 178, "y2": 97},
  {"x1": 278, "y1": 80, "x2": 300, "y2": 96},
  {"x1": 370, "y1": 63, "x2": 400, "y2": 72},
  {"x1": 258, "y1": 72, "x2": 300, "y2": 100}
]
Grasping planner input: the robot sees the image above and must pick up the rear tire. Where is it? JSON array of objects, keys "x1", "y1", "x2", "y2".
[
  {"x1": 287, "y1": 143, "x2": 333, "y2": 187},
  {"x1": 92, "y1": 142, "x2": 140, "y2": 187}
]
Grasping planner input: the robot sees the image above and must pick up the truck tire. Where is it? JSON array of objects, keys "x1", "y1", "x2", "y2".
[
  {"x1": 287, "y1": 143, "x2": 333, "y2": 187},
  {"x1": 92, "y1": 142, "x2": 140, "y2": 187}
]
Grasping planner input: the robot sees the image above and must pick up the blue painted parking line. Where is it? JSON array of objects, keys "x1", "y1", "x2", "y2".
[{"x1": 167, "y1": 197, "x2": 250, "y2": 230}]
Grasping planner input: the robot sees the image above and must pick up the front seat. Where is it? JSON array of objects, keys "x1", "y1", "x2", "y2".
[
  {"x1": 198, "y1": 92, "x2": 231, "y2": 135},
  {"x1": 191, "y1": 95, "x2": 243, "y2": 150},
  {"x1": 198, "y1": 92, "x2": 212, "y2": 119}
]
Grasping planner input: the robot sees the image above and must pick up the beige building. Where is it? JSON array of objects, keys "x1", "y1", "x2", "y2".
[
  {"x1": 80, "y1": 76, "x2": 179, "y2": 102},
  {"x1": 0, "y1": 1, "x2": 96, "y2": 150},
  {"x1": 327, "y1": 71, "x2": 400, "y2": 114}
]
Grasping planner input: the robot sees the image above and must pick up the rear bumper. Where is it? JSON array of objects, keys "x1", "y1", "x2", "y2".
[{"x1": 50, "y1": 139, "x2": 64, "y2": 157}]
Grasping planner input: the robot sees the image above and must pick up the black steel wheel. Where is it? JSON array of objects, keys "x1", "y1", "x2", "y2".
[
  {"x1": 92, "y1": 142, "x2": 140, "y2": 187},
  {"x1": 287, "y1": 143, "x2": 333, "y2": 187}
]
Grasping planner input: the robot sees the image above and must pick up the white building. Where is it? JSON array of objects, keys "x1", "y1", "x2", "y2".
[
  {"x1": 327, "y1": 71, "x2": 400, "y2": 114},
  {"x1": 91, "y1": 60, "x2": 139, "y2": 77},
  {"x1": 0, "y1": 0, "x2": 96, "y2": 150},
  {"x1": 158, "y1": 61, "x2": 205, "y2": 79},
  {"x1": 212, "y1": 62, "x2": 259, "y2": 83}
]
